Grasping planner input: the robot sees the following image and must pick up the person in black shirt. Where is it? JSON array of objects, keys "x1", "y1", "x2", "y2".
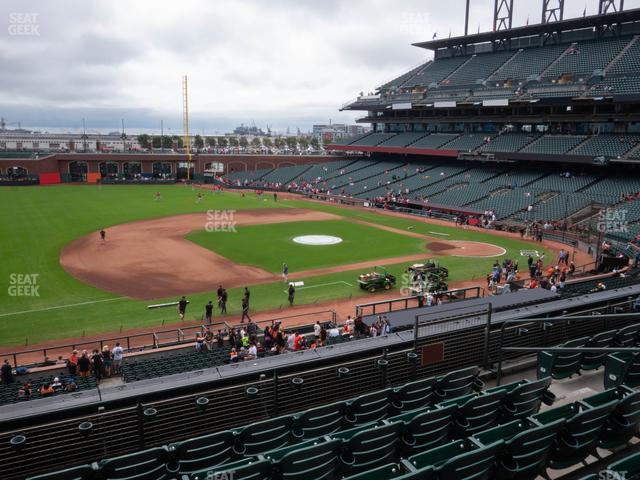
[
  {"x1": 241, "y1": 297, "x2": 251, "y2": 323},
  {"x1": 220, "y1": 289, "x2": 228, "y2": 314},
  {"x1": 216, "y1": 285, "x2": 224, "y2": 307},
  {"x1": 91, "y1": 349, "x2": 103, "y2": 382},
  {"x1": 288, "y1": 284, "x2": 295, "y2": 306},
  {"x1": 205, "y1": 301, "x2": 213, "y2": 324},
  {"x1": 1, "y1": 359, "x2": 14, "y2": 384},
  {"x1": 243, "y1": 287, "x2": 250, "y2": 306},
  {"x1": 99, "y1": 229, "x2": 106, "y2": 241},
  {"x1": 178, "y1": 296, "x2": 188, "y2": 320},
  {"x1": 216, "y1": 329, "x2": 225, "y2": 348}
]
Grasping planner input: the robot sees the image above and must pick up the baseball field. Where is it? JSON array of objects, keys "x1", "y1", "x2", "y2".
[{"x1": 0, "y1": 184, "x2": 551, "y2": 348}]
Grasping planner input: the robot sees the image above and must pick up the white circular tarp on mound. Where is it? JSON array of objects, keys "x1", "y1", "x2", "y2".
[{"x1": 293, "y1": 235, "x2": 343, "y2": 246}]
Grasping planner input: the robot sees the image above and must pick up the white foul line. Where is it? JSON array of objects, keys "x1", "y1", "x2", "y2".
[
  {"x1": 282, "y1": 280, "x2": 353, "y2": 293},
  {"x1": 0, "y1": 297, "x2": 126, "y2": 318},
  {"x1": 429, "y1": 231, "x2": 450, "y2": 236}
]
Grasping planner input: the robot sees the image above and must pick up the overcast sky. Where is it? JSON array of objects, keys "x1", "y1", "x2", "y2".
[{"x1": 1, "y1": 0, "x2": 638, "y2": 134}]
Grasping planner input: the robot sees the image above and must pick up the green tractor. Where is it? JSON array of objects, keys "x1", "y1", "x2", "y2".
[
  {"x1": 358, "y1": 266, "x2": 397, "y2": 293},
  {"x1": 408, "y1": 260, "x2": 449, "y2": 279}
]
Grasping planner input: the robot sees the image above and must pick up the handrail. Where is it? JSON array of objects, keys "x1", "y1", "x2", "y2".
[
  {"x1": 495, "y1": 309, "x2": 639, "y2": 385},
  {"x1": 356, "y1": 286, "x2": 483, "y2": 317}
]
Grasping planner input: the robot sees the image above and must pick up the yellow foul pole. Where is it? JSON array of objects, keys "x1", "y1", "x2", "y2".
[{"x1": 182, "y1": 75, "x2": 191, "y2": 181}]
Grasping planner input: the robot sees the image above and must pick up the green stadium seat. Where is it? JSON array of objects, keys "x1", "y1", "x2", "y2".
[
  {"x1": 531, "y1": 401, "x2": 616, "y2": 469},
  {"x1": 604, "y1": 352, "x2": 640, "y2": 389},
  {"x1": 606, "y1": 451, "x2": 640, "y2": 480},
  {"x1": 189, "y1": 458, "x2": 272, "y2": 480},
  {"x1": 169, "y1": 430, "x2": 240, "y2": 475},
  {"x1": 391, "y1": 376, "x2": 436, "y2": 412},
  {"x1": 407, "y1": 439, "x2": 504, "y2": 480},
  {"x1": 291, "y1": 400, "x2": 346, "y2": 441},
  {"x1": 25, "y1": 465, "x2": 97, "y2": 480},
  {"x1": 264, "y1": 439, "x2": 342, "y2": 480},
  {"x1": 472, "y1": 419, "x2": 564, "y2": 480},
  {"x1": 345, "y1": 463, "x2": 435, "y2": 480},
  {"x1": 582, "y1": 329, "x2": 617, "y2": 370},
  {"x1": 387, "y1": 403, "x2": 457, "y2": 455},
  {"x1": 233, "y1": 416, "x2": 294, "y2": 456},
  {"x1": 334, "y1": 422, "x2": 403, "y2": 475},
  {"x1": 537, "y1": 336, "x2": 589, "y2": 380},
  {"x1": 434, "y1": 366, "x2": 483, "y2": 401},
  {"x1": 614, "y1": 323, "x2": 640, "y2": 347},
  {"x1": 440, "y1": 390, "x2": 507, "y2": 435},
  {"x1": 344, "y1": 388, "x2": 393, "y2": 426},
  {"x1": 97, "y1": 446, "x2": 171, "y2": 480},
  {"x1": 487, "y1": 378, "x2": 555, "y2": 421},
  {"x1": 580, "y1": 386, "x2": 640, "y2": 449}
]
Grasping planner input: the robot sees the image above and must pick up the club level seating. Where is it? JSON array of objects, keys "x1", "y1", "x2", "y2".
[
  {"x1": 478, "y1": 133, "x2": 540, "y2": 153},
  {"x1": 376, "y1": 132, "x2": 428, "y2": 148},
  {"x1": 404, "y1": 133, "x2": 459, "y2": 149},
  {"x1": 34, "y1": 381, "x2": 640, "y2": 480},
  {"x1": 570, "y1": 134, "x2": 640, "y2": 158},
  {"x1": 520, "y1": 135, "x2": 588, "y2": 155},
  {"x1": 588, "y1": 75, "x2": 640, "y2": 97},
  {"x1": 349, "y1": 133, "x2": 397, "y2": 147},
  {"x1": 440, "y1": 134, "x2": 492, "y2": 152}
]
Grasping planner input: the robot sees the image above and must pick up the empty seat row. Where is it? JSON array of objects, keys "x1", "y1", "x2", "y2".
[
  {"x1": 206, "y1": 385, "x2": 640, "y2": 480},
  {"x1": 538, "y1": 323, "x2": 640, "y2": 381},
  {"x1": 28, "y1": 368, "x2": 558, "y2": 480}
]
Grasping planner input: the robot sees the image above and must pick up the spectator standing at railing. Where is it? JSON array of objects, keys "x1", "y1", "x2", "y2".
[
  {"x1": 102, "y1": 346, "x2": 112, "y2": 378},
  {"x1": 78, "y1": 351, "x2": 90, "y2": 378},
  {"x1": 1, "y1": 359, "x2": 14, "y2": 384},
  {"x1": 91, "y1": 349, "x2": 103, "y2": 382},
  {"x1": 112, "y1": 343, "x2": 124, "y2": 374}
]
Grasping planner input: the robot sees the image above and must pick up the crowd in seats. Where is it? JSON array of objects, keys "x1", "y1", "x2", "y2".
[
  {"x1": 123, "y1": 317, "x2": 394, "y2": 383},
  {"x1": 0, "y1": 344, "x2": 123, "y2": 405}
]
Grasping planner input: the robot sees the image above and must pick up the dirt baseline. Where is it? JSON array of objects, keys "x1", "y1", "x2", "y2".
[{"x1": 60, "y1": 208, "x2": 507, "y2": 300}]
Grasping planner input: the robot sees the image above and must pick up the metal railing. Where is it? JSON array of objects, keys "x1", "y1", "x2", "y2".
[
  {"x1": 494, "y1": 310, "x2": 640, "y2": 384},
  {"x1": 355, "y1": 286, "x2": 484, "y2": 317}
]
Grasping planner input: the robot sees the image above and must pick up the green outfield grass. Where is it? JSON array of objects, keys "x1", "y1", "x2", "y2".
[
  {"x1": 0, "y1": 185, "x2": 550, "y2": 348},
  {"x1": 188, "y1": 219, "x2": 427, "y2": 273}
]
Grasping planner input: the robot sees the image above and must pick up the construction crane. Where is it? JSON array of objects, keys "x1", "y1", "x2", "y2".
[{"x1": 182, "y1": 75, "x2": 192, "y2": 181}]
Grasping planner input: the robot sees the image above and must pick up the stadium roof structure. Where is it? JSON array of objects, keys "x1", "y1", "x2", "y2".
[
  {"x1": 414, "y1": 8, "x2": 640, "y2": 51},
  {"x1": 332, "y1": 7, "x2": 640, "y2": 165}
]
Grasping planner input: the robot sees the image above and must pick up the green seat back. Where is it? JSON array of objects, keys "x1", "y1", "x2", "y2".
[
  {"x1": 98, "y1": 446, "x2": 170, "y2": 480},
  {"x1": 392, "y1": 376, "x2": 436, "y2": 412},
  {"x1": 607, "y1": 451, "x2": 640, "y2": 480},
  {"x1": 453, "y1": 390, "x2": 507, "y2": 435},
  {"x1": 582, "y1": 330, "x2": 617, "y2": 370},
  {"x1": 345, "y1": 388, "x2": 392, "y2": 426},
  {"x1": 292, "y1": 401, "x2": 346, "y2": 441},
  {"x1": 26, "y1": 465, "x2": 97, "y2": 480},
  {"x1": 435, "y1": 367, "x2": 482, "y2": 401},
  {"x1": 341, "y1": 422, "x2": 403, "y2": 474},
  {"x1": 274, "y1": 439, "x2": 342, "y2": 480},
  {"x1": 189, "y1": 458, "x2": 272, "y2": 480},
  {"x1": 234, "y1": 415, "x2": 293, "y2": 456},
  {"x1": 171, "y1": 430, "x2": 238, "y2": 474}
]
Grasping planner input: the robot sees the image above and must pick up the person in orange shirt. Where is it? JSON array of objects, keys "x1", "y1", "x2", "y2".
[
  {"x1": 39, "y1": 383, "x2": 55, "y2": 396},
  {"x1": 293, "y1": 332, "x2": 303, "y2": 351}
]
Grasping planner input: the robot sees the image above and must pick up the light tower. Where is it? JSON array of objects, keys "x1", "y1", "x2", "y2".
[{"x1": 182, "y1": 75, "x2": 192, "y2": 181}]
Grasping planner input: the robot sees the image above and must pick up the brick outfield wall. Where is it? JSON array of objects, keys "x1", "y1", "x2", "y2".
[{"x1": 0, "y1": 154, "x2": 345, "y2": 175}]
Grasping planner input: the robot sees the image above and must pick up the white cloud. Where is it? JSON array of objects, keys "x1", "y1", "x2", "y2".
[{"x1": 0, "y1": 0, "x2": 638, "y2": 133}]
